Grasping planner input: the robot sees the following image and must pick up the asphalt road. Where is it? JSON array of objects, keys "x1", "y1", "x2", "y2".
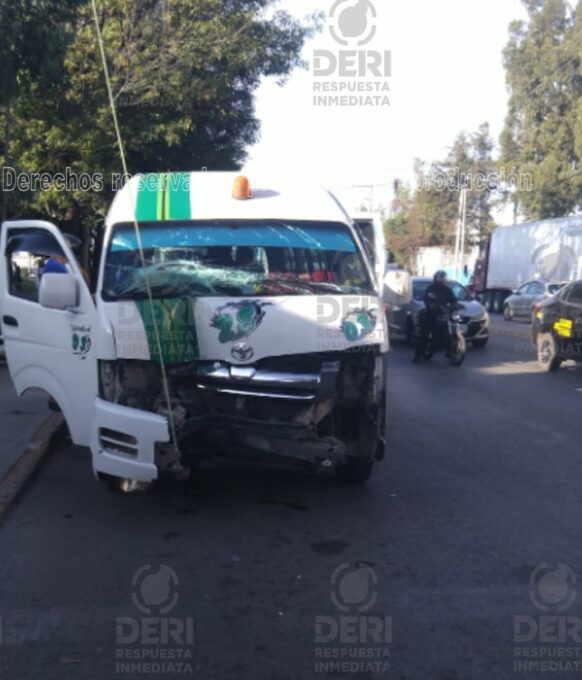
[{"x1": 1, "y1": 318, "x2": 582, "y2": 679}]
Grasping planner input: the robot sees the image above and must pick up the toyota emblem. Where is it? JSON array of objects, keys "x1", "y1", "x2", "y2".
[{"x1": 231, "y1": 343, "x2": 254, "y2": 362}]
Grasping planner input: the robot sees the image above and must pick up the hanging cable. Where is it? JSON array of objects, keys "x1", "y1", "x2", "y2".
[{"x1": 90, "y1": 0, "x2": 180, "y2": 455}]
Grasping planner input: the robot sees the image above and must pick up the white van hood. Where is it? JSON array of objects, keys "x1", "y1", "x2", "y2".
[{"x1": 104, "y1": 295, "x2": 387, "y2": 364}]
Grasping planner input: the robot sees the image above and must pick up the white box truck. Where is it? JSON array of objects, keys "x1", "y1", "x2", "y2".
[{"x1": 474, "y1": 215, "x2": 582, "y2": 313}]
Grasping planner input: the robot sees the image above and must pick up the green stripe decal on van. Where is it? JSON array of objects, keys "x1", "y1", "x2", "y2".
[
  {"x1": 156, "y1": 174, "x2": 167, "y2": 220},
  {"x1": 134, "y1": 298, "x2": 199, "y2": 364},
  {"x1": 135, "y1": 173, "x2": 191, "y2": 222},
  {"x1": 166, "y1": 173, "x2": 191, "y2": 220},
  {"x1": 135, "y1": 175, "x2": 160, "y2": 221}
]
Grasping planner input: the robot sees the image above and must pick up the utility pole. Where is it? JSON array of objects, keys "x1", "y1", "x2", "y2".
[
  {"x1": 454, "y1": 188, "x2": 468, "y2": 279},
  {"x1": 351, "y1": 183, "x2": 391, "y2": 216},
  {"x1": 460, "y1": 187, "x2": 467, "y2": 278}
]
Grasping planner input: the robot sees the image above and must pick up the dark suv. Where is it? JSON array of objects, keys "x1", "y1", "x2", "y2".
[{"x1": 532, "y1": 280, "x2": 582, "y2": 371}]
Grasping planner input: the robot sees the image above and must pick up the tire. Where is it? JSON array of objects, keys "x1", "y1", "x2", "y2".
[
  {"x1": 448, "y1": 332, "x2": 466, "y2": 367},
  {"x1": 421, "y1": 343, "x2": 434, "y2": 361},
  {"x1": 503, "y1": 304, "x2": 513, "y2": 321},
  {"x1": 472, "y1": 337, "x2": 489, "y2": 349},
  {"x1": 494, "y1": 291, "x2": 505, "y2": 315},
  {"x1": 537, "y1": 332, "x2": 562, "y2": 372},
  {"x1": 335, "y1": 399, "x2": 380, "y2": 485},
  {"x1": 97, "y1": 473, "x2": 125, "y2": 493},
  {"x1": 405, "y1": 317, "x2": 416, "y2": 345},
  {"x1": 485, "y1": 291, "x2": 494, "y2": 313},
  {"x1": 336, "y1": 458, "x2": 374, "y2": 485}
]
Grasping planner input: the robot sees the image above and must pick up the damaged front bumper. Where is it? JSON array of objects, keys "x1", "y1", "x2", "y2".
[
  {"x1": 91, "y1": 398, "x2": 169, "y2": 482},
  {"x1": 94, "y1": 349, "x2": 385, "y2": 481},
  {"x1": 194, "y1": 360, "x2": 340, "y2": 401}
]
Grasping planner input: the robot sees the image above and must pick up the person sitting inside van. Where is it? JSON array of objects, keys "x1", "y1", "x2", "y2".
[{"x1": 41, "y1": 254, "x2": 68, "y2": 275}]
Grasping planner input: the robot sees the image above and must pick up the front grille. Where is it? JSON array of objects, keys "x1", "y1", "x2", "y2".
[
  {"x1": 99, "y1": 428, "x2": 138, "y2": 457},
  {"x1": 194, "y1": 361, "x2": 339, "y2": 402}
]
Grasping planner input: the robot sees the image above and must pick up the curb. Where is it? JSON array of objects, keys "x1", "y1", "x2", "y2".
[{"x1": 0, "y1": 411, "x2": 65, "y2": 527}]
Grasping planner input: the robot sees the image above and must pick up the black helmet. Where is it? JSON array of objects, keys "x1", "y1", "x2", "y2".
[{"x1": 433, "y1": 270, "x2": 447, "y2": 284}]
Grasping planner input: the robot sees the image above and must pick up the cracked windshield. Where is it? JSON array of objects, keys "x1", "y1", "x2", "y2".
[{"x1": 103, "y1": 221, "x2": 373, "y2": 298}]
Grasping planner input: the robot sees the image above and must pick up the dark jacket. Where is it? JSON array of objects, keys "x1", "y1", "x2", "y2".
[{"x1": 424, "y1": 282, "x2": 457, "y2": 317}]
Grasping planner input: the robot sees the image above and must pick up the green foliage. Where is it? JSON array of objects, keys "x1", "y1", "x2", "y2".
[
  {"x1": 0, "y1": 0, "x2": 316, "y2": 261},
  {"x1": 501, "y1": 0, "x2": 582, "y2": 219},
  {"x1": 384, "y1": 124, "x2": 497, "y2": 266},
  {"x1": 383, "y1": 185, "x2": 415, "y2": 268}
]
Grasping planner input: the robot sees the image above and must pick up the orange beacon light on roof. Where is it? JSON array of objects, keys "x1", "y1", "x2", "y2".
[{"x1": 232, "y1": 175, "x2": 252, "y2": 200}]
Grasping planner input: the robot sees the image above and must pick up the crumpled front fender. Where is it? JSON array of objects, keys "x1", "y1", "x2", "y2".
[{"x1": 91, "y1": 398, "x2": 169, "y2": 482}]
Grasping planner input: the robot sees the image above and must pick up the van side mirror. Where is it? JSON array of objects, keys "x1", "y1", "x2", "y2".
[
  {"x1": 39, "y1": 273, "x2": 78, "y2": 310},
  {"x1": 383, "y1": 269, "x2": 412, "y2": 306}
]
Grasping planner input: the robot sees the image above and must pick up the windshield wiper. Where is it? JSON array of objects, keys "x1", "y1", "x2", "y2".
[
  {"x1": 266, "y1": 277, "x2": 368, "y2": 294},
  {"x1": 212, "y1": 283, "x2": 248, "y2": 295}
]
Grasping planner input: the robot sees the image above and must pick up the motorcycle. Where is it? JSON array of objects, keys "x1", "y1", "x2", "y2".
[{"x1": 417, "y1": 304, "x2": 467, "y2": 367}]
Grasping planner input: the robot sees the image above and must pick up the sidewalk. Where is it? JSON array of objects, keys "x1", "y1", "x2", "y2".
[{"x1": 0, "y1": 362, "x2": 49, "y2": 481}]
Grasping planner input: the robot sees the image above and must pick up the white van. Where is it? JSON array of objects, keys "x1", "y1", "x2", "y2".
[
  {"x1": 351, "y1": 213, "x2": 387, "y2": 289},
  {"x1": 0, "y1": 173, "x2": 410, "y2": 490}
]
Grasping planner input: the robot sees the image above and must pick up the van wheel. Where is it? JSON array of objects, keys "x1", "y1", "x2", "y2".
[
  {"x1": 503, "y1": 304, "x2": 513, "y2": 321},
  {"x1": 97, "y1": 473, "x2": 124, "y2": 493},
  {"x1": 537, "y1": 333, "x2": 562, "y2": 372},
  {"x1": 334, "y1": 400, "x2": 380, "y2": 485}
]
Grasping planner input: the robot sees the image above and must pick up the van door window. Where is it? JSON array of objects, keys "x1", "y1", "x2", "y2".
[{"x1": 5, "y1": 230, "x2": 69, "y2": 303}]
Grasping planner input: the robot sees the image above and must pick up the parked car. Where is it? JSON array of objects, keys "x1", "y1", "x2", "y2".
[
  {"x1": 389, "y1": 277, "x2": 489, "y2": 348},
  {"x1": 503, "y1": 280, "x2": 565, "y2": 321},
  {"x1": 532, "y1": 280, "x2": 582, "y2": 371}
]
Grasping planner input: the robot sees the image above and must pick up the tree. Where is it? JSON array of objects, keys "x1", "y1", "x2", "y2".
[
  {"x1": 384, "y1": 124, "x2": 497, "y2": 267},
  {"x1": 448, "y1": 123, "x2": 497, "y2": 245},
  {"x1": 1, "y1": 0, "x2": 317, "y2": 263},
  {"x1": 383, "y1": 182, "x2": 418, "y2": 269},
  {"x1": 0, "y1": 0, "x2": 81, "y2": 219},
  {"x1": 500, "y1": 0, "x2": 582, "y2": 219}
]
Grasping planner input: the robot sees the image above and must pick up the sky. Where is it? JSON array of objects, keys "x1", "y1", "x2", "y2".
[{"x1": 244, "y1": 0, "x2": 528, "y2": 215}]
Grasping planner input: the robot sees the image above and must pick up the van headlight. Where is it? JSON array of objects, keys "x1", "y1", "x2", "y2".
[
  {"x1": 99, "y1": 360, "x2": 120, "y2": 403},
  {"x1": 98, "y1": 360, "x2": 162, "y2": 407}
]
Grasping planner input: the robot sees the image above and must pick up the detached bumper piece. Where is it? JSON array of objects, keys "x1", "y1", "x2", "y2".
[
  {"x1": 194, "y1": 360, "x2": 340, "y2": 402},
  {"x1": 91, "y1": 398, "x2": 169, "y2": 482}
]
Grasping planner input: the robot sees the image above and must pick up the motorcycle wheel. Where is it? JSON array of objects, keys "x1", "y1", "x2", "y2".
[
  {"x1": 421, "y1": 342, "x2": 434, "y2": 361},
  {"x1": 449, "y1": 332, "x2": 467, "y2": 367}
]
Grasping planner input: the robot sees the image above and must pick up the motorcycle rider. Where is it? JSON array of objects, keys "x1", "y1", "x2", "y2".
[{"x1": 413, "y1": 270, "x2": 458, "y2": 362}]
